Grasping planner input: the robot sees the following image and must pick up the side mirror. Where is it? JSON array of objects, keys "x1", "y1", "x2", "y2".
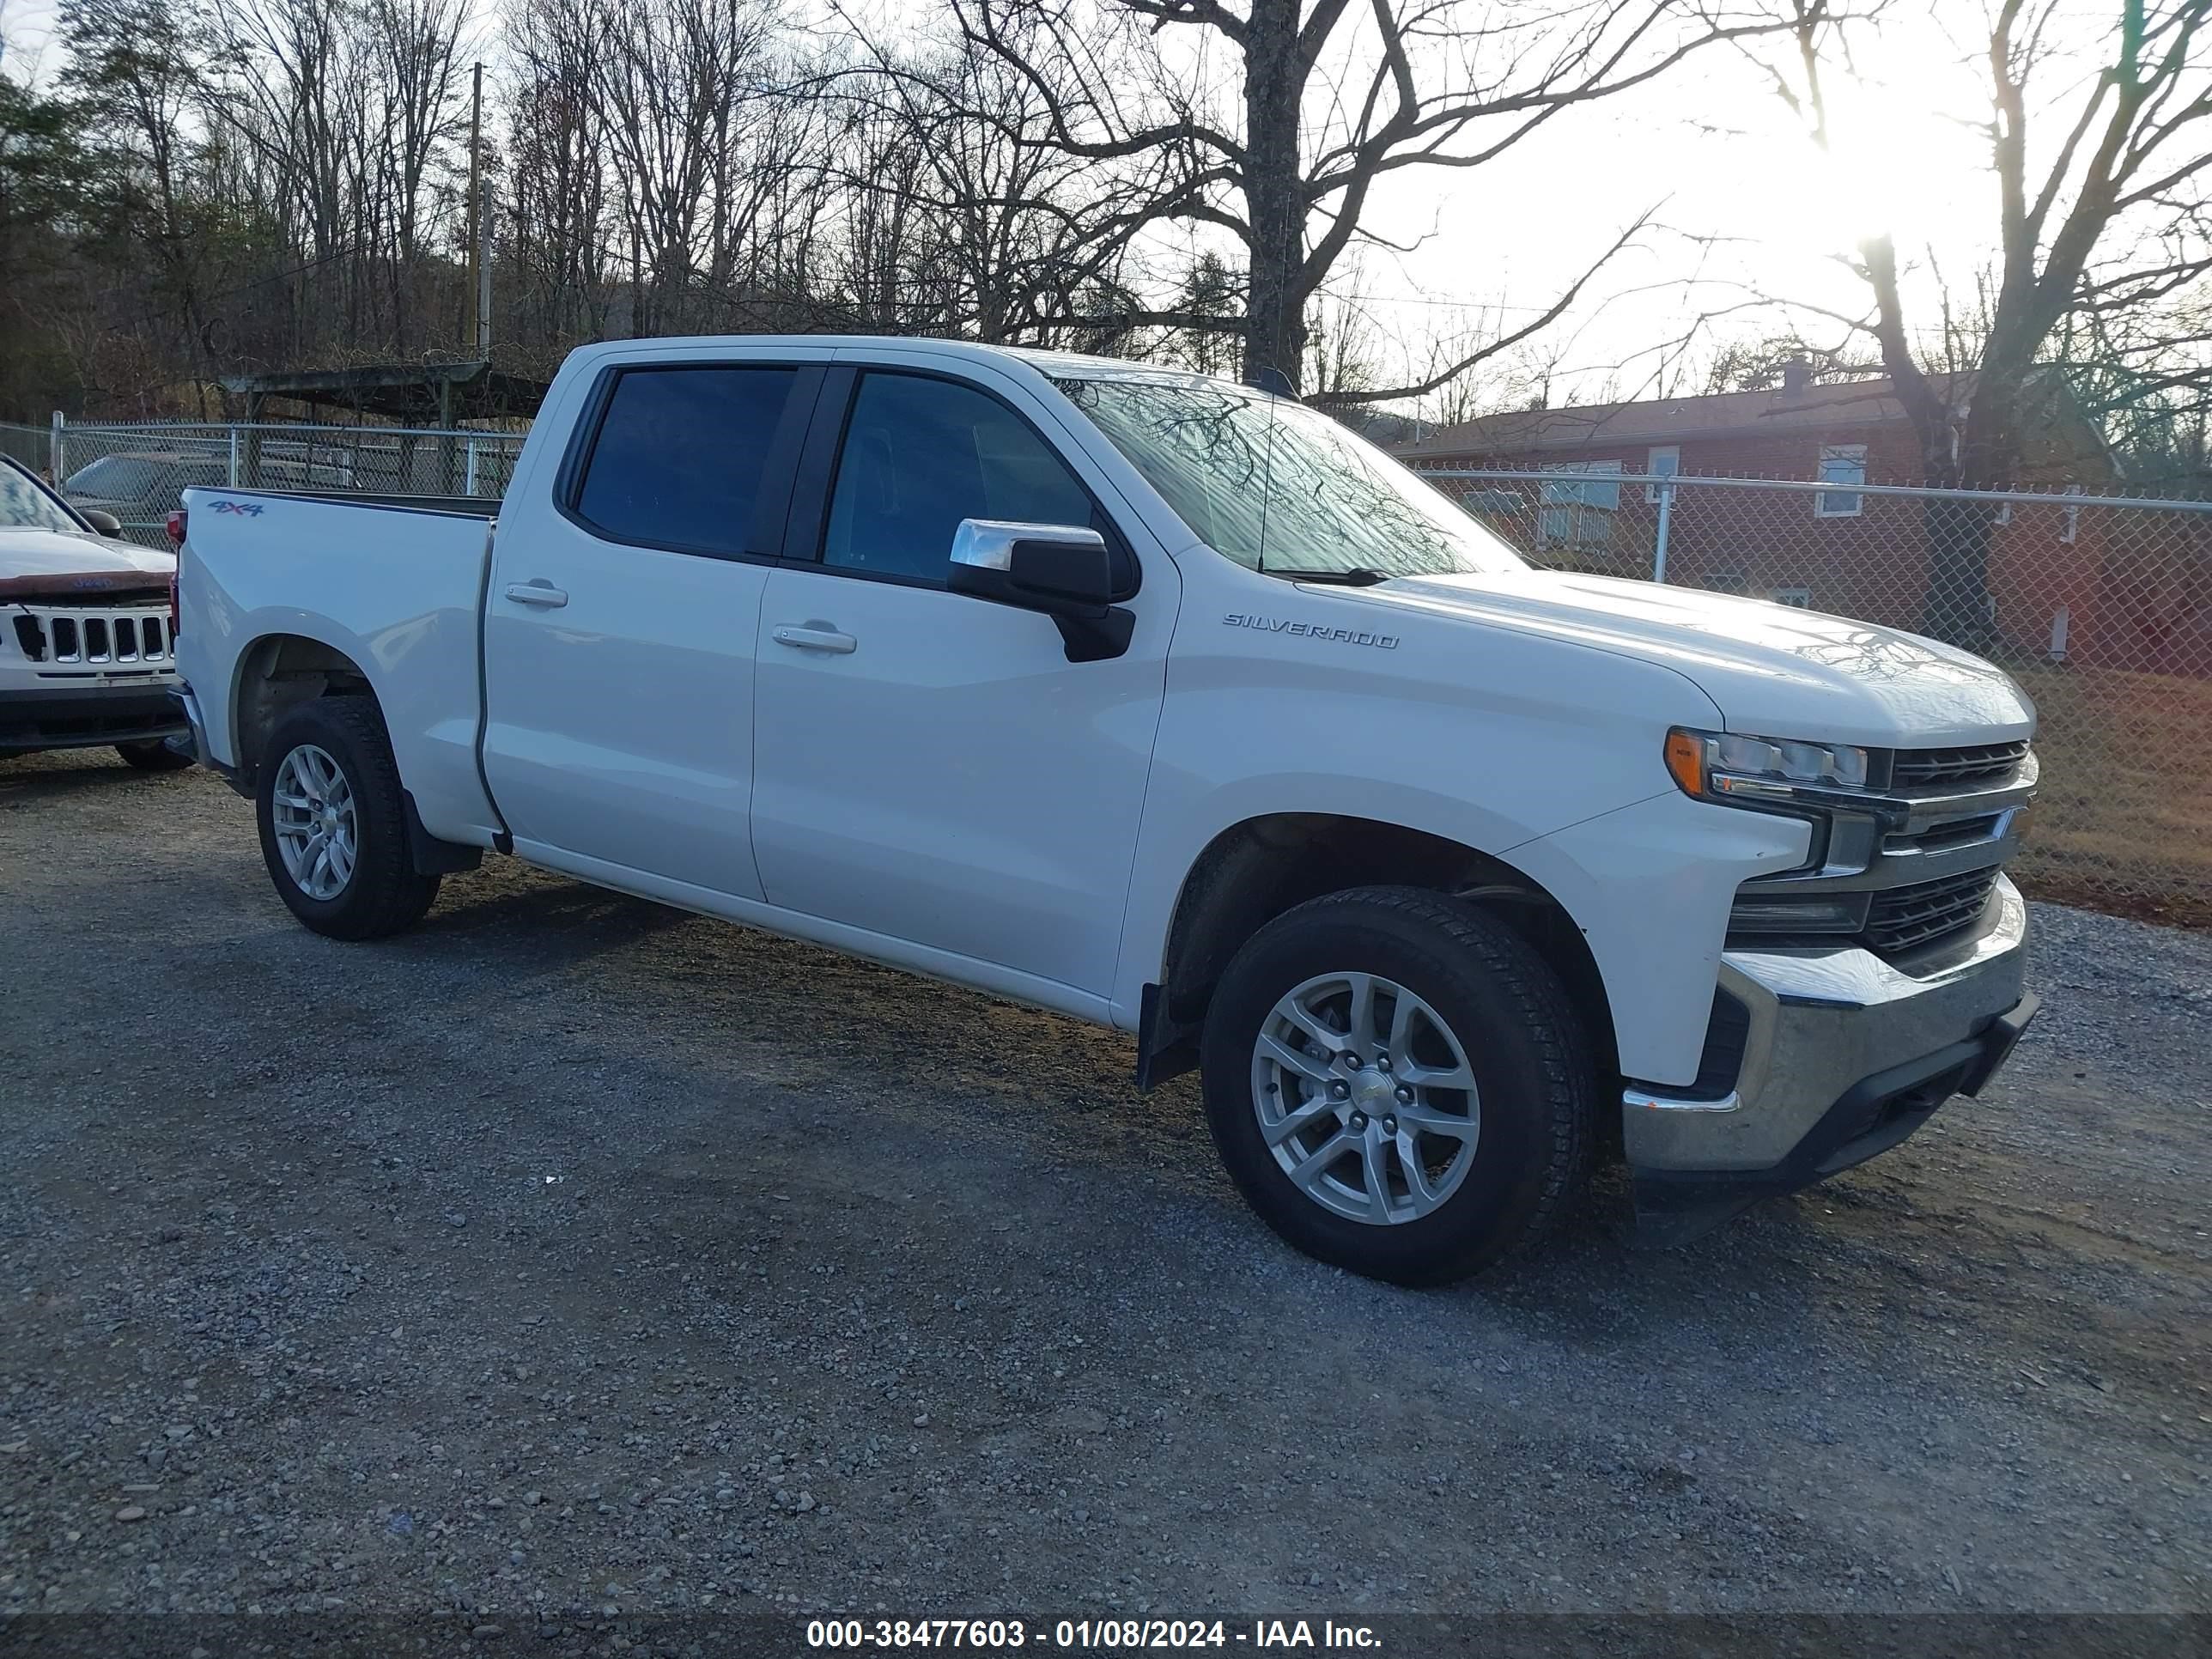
[
  {"x1": 947, "y1": 519, "x2": 1134, "y2": 663},
  {"x1": 80, "y1": 508, "x2": 124, "y2": 536},
  {"x1": 948, "y1": 520, "x2": 1114, "y2": 610}
]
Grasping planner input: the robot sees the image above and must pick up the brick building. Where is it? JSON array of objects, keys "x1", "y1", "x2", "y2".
[{"x1": 1389, "y1": 363, "x2": 2210, "y2": 674}]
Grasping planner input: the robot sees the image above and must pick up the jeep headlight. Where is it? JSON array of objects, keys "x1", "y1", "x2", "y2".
[{"x1": 1664, "y1": 727, "x2": 1870, "y2": 804}]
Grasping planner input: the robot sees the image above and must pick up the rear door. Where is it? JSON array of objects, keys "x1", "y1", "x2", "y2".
[{"x1": 481, "y1": 352, "x2": 821, "y2": 899}]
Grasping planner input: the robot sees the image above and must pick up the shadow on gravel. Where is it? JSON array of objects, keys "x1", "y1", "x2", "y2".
[
  {"x1": 1418, "y1": 1164, "x2": 1845, "y2": 1331},
  {"x1": 0, "y1": 751, "x2": 191, "y2": 802},
  {"x1": 419, "y1": 875, "x2": 692, "y2": 957},
  {"x1": 398, "y1": 866, "x2": 1853, "y2": 1317}
]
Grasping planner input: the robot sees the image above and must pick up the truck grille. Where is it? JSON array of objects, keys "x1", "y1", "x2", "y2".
[
  {"x1": 1862, "y1": 868, "x2": 2001, "y2": 955},
  {"x1": 1891, "y1": 740, "x2": 2028, "y2": 791},
  {"x1": 12, "y1": 605, "x2": 172, "y2": 666}
]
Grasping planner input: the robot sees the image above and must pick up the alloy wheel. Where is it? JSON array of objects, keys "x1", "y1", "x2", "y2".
[
  {"x1": 1249, "y1": 970, "x2": 1482, "y2": 1224},
  {"x1": 270, "y1": 743, "x2": 357, "y2": 902}
]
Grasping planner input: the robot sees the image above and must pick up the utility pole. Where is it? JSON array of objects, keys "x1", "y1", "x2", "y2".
[
  {"x1": 464, "y1": 62, "x2": 484, "y2": 358},
  {"x1": 630, "y1": 222, "x2": 645, "y2": 339},
  {"x1": 477, "y1": 172, "x2": 494, "y2": 359}
]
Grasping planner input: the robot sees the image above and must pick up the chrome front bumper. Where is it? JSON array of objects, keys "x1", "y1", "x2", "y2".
[{"x1": 1625, "y1": 875, "x2": 2034, "y2": 1238}]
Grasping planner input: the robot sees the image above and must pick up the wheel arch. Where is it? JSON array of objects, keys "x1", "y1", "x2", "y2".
[
  {"x1": 228, "y1": 630, "x2": 377, "y2": 787},
  {"x1": 248, "y1": 671, "x2": 483, "y2": 885},
  {"x1": 251, "y1": 690, "x2": 448, "y2": 938},
  {"x1": 1135, "y1": 813, "x2": 1618, "y2": 1103}
]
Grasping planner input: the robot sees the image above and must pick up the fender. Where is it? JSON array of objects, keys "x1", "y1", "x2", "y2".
[{"x1": 1112, "y1": 771, "x2": 1579, "y2": 1035}]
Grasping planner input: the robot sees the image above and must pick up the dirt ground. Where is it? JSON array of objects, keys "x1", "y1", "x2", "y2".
[
  {"x1": 3, "y1": 749, "x2": 2208, "y2": 1626},
  {"x1": 2009, "y1": 664, "x2": 2212, "y2": 928}
]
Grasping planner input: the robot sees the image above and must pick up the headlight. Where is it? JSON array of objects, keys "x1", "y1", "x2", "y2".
[{"x1": 1664, "y1": 726, "x2": 1870, "y2": 805}]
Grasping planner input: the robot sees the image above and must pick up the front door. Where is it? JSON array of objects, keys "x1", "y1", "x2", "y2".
[
  {"x1": 481, "y1": 358, "x2": 816, "y2": 899},
  {"x1": 749, "y1": 367, "x2": 1176, "y2": 998}
]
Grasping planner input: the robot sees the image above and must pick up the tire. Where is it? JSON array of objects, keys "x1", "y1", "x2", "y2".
[
  {"x1": 255, "y1": 695, "x2": 439, "y2": 940},
  {"x1": 1199, "y1": 885, "x2": 1595, "y2": 1285},
  {"x1": 116, "y1": 738, "x2": 194, "y2": 772}
]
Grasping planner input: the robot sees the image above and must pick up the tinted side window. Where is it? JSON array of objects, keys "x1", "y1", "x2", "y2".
[
  {"x1": 822, "y1": 374, "x2": 1095, "y2": 581},
  {"x1": 574, "y1": 366, "x2": 797, "y2": 555}
]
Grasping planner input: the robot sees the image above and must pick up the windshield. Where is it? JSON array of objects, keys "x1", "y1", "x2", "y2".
[
  {"x1": 1055, "y1": 377, "x2": 1523, "y2": 579},
  {"x1": 0, "y1": 459, "x2": 85, "y2": 533}
]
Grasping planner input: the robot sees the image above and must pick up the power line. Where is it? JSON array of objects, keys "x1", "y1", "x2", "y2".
[{"x1": 1328, "y1": 291, "x2": 1576, "y2": 315}]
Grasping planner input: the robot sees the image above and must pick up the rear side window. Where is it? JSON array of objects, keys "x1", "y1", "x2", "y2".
[
  {"x1": 822, "y1": 373, "x2": 1096, "y2": 582},
  {"x1": 574, "y1": 366, "x2": 798, "y2": 555}
]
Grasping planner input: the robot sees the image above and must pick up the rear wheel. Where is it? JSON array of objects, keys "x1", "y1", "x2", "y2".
[
  {"x1": 1200, "y1": 886, "x2": 1595, "y2": 1285},
  {"x1": 255, "y1": 696, "x2": 439, "y2": 939},
  {"x1": 116, "y1": 738, "x2": 193, "y2": 772}
]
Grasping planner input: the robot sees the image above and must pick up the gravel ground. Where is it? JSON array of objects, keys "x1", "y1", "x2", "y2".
[{"x1": 2, "y1": 749, "x2": 2209, "y2": 1623}]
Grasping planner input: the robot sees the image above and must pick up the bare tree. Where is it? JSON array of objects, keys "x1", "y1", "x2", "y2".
[
  {"x1": 818, "y1": 25, "x2": 1176, "y2": 344},
  {"x1": 199, "y1": 0, "x2": 373, "y2": 355},
  {"x1": 1161, "y1": 251, "x2": 1242, "y2": 374},
  {"x1": 2055, "y1": 285, "x2": 2212, "y2": 489},
  {"x1": 16, "y1": 0, "x2": 1871, "y2": 424},
  {"x1": 1698, "y1": 331, "x2": 1869, "y2": 393},
  {"x1": 823, "y1": 87, "x2": 938, "y2": 331},
  {"x1": 506, "y1": 0, "x2": 611, "y2": 347},
  {"x1": 1758, "y1": 0, "x2": 2212, "y2": 640},
  {"x1": 58, "y1": 0, "x2": 225, "y2": 392},
  {"x1": 953, "y1": 0, "x2": 1796, "y2": 394},
  {"x1": 587, "y1": 0, "x2": 781, "y2": 337},
  {"x1": 362, "y1": 0, "x2": 467, "y2": 347},
  {"x1": 1303, "y1": 267, "x2": 1386, "y2": 399}
]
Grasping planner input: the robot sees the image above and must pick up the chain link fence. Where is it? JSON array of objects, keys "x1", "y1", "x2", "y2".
[
  {"x1": 0, "y1": 419, "x2": 527, "y2": 549},
  {"x1": 1418, "y1": 466, "x2": 2212, "y2": 927},
  {"x1": 0, "y1": 421, "x2": 53, "y2": 477},
  {"x1": 6, "y1": 417, "x2": 2209, "y2": 926}
]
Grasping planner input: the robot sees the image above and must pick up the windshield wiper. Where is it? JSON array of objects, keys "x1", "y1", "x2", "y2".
[{"x1": 1262, "y1": 566, "x2": 1391, "y2": 586}]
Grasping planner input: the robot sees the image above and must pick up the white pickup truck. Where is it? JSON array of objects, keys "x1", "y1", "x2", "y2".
[{"x1": 173, "y1": 337, "x2": 2039, "y2": 1283}]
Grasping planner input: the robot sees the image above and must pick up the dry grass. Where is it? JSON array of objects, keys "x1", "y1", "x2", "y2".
[{"x1": 2008, "y1": 665, "x2": 2212, "y2": 928}]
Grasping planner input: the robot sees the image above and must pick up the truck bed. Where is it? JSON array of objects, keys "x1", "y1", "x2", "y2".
[
  {"x1": 225, "y1": 489, "x2": 501, "y2": 518},
  {"x1": 175, "y1": 484, "x2": 505, "y2": 848}
]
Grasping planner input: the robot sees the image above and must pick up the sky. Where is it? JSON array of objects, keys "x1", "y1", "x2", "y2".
[
  {"x1": 1323, "y1": 5, "x2": 2038, "y2": 406},
  {"x1": 1, "y1": 0, "x2": 2127, "y2": 410}
]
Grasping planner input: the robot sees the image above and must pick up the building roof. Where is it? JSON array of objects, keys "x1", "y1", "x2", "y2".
[
  {"x1": 1393, "y1": 374, "x2": 1956, "y2": 459},
  {"x1": 217, "y1": 360, "x2": 552, "y2": 424}
]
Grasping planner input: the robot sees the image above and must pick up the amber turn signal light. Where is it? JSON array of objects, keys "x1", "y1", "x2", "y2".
[{"x1": 1664, "y1": 729, "x2": 1706, "y2": 798}]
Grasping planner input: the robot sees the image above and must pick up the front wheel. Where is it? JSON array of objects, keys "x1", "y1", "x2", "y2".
[
  {"x1": 255, "y1": 695, "x2": 439, "y2": 940},
  {"x1": 1200, "y1": 886, "x2": 1596, "y2": 1285}
]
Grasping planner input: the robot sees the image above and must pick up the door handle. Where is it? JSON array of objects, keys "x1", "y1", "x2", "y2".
[
  {"x1": 504, "y1": 580, "x2": 568, "y2": 608},
  {"x1": 771, "y1": 623, "x2": 857, "y2": 654}
]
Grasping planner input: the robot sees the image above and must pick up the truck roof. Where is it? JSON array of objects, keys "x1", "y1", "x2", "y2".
[{"x1": 563, "y1": 335, "x2": 1260, "y2": 396}]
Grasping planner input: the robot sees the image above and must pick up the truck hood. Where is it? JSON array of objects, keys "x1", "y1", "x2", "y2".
[
  {"x1": 1340, "y1": 568, "x2": 2035, "y2": 748},
  {"x1": 0, "y1": 526, "x2": 175, "y2": 603}
]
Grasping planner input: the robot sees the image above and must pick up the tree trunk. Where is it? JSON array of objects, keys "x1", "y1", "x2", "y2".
[
  {"x1": 1917, "y1": 379, "x2": 2021, "y2": 652},
  {"x1": 1240, "y1": 0, "x2": 1305, "y2": 391},
  {"x1": 1917, "y1": 495, "x2": 2001, "y2": 650}
]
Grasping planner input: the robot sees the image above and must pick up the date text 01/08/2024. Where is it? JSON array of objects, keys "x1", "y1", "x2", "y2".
[{"x1": 805, "y1": 1620, "x2": 1384, "y2": 1650}]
